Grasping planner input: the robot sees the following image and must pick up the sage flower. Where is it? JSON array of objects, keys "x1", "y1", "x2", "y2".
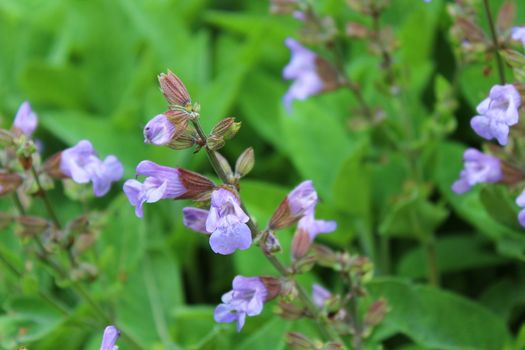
[
  {"x1": 270, "y1": 180, "x2": 318, "y2": 229},
  {"x1": 452, "y1": 148, "x2": 502, "y2": 194},
  {"x1": 13, "y1": 101, "x2": 38, "y2": 137},
  {"x1": 99, "y1": 325, "x2": 120, "y2": 350},
  {"x1": 470, "y1": 84, "x2": 521, "y2": 145},
  {"x1": 214, "y1": 276, "x2": 268, "y2": 332},
  {"x1": 516, "y1": 188, "x2": 525, "y2": 228},
  {"x1": 182, "y1": 207, "x2": 209, "y2": 234},
  {"x1": 312, "y1": 284, "x2": 332, "y2": 308},
  {"x1": 511, "y1": 27, "x2": 525, "y2": 49}
]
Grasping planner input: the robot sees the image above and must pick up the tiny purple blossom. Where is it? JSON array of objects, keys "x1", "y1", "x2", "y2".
[
  {"x1": 287, "y1": 180, "x2": 318, "y2": 216},
  {"x1": 283, "y1": 38, "x2": 324, "y2": 112},
  {"x1": 144, "y1": 114, "x2": 176, "y2": 145},
  {"x1": 452, "y1": 148, "x2": 502, "y2": 194},
  {"x1": 312, "y1": 284, "x2": 332, "y2": 308},
  {"x1": 60, "y1": 140, "x2": 123, "y2": 197},
  {"x1": 206, "y1": 188, "x2": 251, "y2": 255},
  {"x1": 99, "y1": 325, "x2": 120, "y2": 350},
  {"x1": 183, "y1": 207, "x2": 209, "y2": 234},
  {"x1": 516, "y1": 188, "x2": 525, "y2": 228},
  {"x1": 298, "y1": 213, "x2": 337, "y2": 241},
  {"x1": 13, "y1": 101, "x2": 38, "y2": 137},
  {"x1": 123, "y1": 160, "x2": 186, "y2": 218},
  {"x1": 214, "y1": 276, "x2": 267, "y2": 332},
  {"x1": 511, "y1": 27, "x2": 525, "y2": 49},
  {"x1": 470, "y1": 84, "x2": 521, "y2": 145}
]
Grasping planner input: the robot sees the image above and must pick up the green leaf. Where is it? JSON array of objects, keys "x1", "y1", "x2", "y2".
[
  {"x1": 368, "y1": 278, "x2": 511, "y2": 350},
  {"x1": 479, "y1": 185, "x2": 521, "y2": 230},
  {"x1": 236, "y1": 318, "x2": 289, "y2": 350}
]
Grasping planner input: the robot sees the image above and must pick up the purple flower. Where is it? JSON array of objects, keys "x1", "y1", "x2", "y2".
[
  {"x1": 312, "y1": 284, "x2": 332, "y2": 308},
  {"x1": 511, "y1": 27, "x2": 525, "y2": 49},
  {"x1": 297, "y1": 213, "x2": 337, "y2": 241},
  {"x1": 452, "y1": 148, "x2": 502, "y2": 194},
  {"x1": 182, "y1": 207, "x2": 209, "y2": 234},
  {"x1": 214, "y1": 276, "x2": 267, "y2": 332},
  {"x1": 516, "y1": 188, "x2": 525, "y2": 228},
  {"x1": 470, "y1": 84, "x2": 521, "y2": 145},
  {"x1": 206, "y1": 188, "x2": 251, "y2": 255},
  {"x1": 288, "y1": 180, "x2": 318, "y2": 216},
  {"x1": 60, "y1": 140, "x2": 123, "y2": 197},
  {"x1": 123, "y1": 161, "x2": 187, "y2": 218},
  {"x1": 283, "y1": 38, "x2": 324, "y2": 111},
  {"x1": 99, "y1": 325, "x2": 120, "y2": 350},
  {"x1": 144, "y1": 114, "x2": 176, "y2": 145},
  {"x1": 13, "y1": 101, "x2": 38, "y2": 137}
]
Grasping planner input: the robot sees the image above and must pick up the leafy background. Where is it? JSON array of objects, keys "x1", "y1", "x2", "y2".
[{"x1": 1, "y1": 0, "x2": 525, "y2": 349}]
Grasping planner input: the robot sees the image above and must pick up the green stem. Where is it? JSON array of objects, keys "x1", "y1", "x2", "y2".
[
  {"x1": 30, "y1": 166, "x2": 62, "y2": 229},
  {"x1": 192, "y1": 117, "x2": 339, "y2": 343},
  {"x1": 482, "y1": 0, "x2": 506, "y2": 84},
  {"x1": 424, "y1": 241, "x2": 440, "y2": 287},
  {"x1": 346, "y1": 273, "x2": 363, "y2": 350}
]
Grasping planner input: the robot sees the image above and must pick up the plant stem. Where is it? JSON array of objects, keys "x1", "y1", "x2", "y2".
[
  {"x1": 482, "y1": 0, "x2": 506, "y2": 84},
  {"x1": 345, "y1": 273, "x2": 363, "y2": 350},
  {"x1": 191, "y1": 118, "x2": 339, "y2": 343},
  {"x1": 370, "y1": 7, "x2": 395, "y2": 86},
  {"x1": 424, "y1": 241, "x2": 440, "y2": 287},
  {"x1": 30, "y1": 166, "x2": 62, "y2": 229}
]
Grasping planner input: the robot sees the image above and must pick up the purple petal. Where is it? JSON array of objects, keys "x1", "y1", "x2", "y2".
[
  {"x1": 312, "y1": 284, "x2": 332, "y2": 308},
  {"x1": 183, "y1": 207, "x2": 210, "y2": 234},
  {"x1": 99, "y1": 325, "x2": 120, "y2": 350},
  {"x1": 144, "y1": 114, "x2": 176, "y2": 145},
  {"x1": 13, "y1": 101, "x2": 38, "y2": 137},
  {"x1": 209, "y1": 220, "x2": 252, "y2": 255}
]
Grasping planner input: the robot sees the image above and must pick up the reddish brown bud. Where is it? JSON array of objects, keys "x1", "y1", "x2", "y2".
[
  {"x1": 315, "y1": 57, "x2": 340, "y2": 92},
  {"x1": 260, "y1": 276, "x2": 281, "y2": 301},
  {"x1": 286, "y1": 332, "x2": 317, "y2": 349},
  {"x1": 364, "y1": 299, "x2": 388, "y2": 328},
  {"x1": 16, "y1": 216, "x2": 50, "y2": 237},
  {"x1": 269, "y1": 198, "x2": 297, "y2": 230},
  {"x1": 235, "y1": 147, "x2": 255, "y2": 178},
  {"x1": 43, "y1": 152, "x2": 67, "y2": 179},
  {"x1": 165, "y1": 110, "x2": 190, "y2": 140},
  {"x1": 178, "y1": 169, "x2": 215, "y2": 199},
  {"x1": 158, "y1": 70, "x2": 191, "y2": 108},
  {"x1": 345, "y1": 22, "x2": 369, "y2": 39},
  {"x1": 292, "y1": 228, "x2": 312, "y2": 260},
  {"x1": 0, "y1": 173, "x2": 23, "y2": 196},
  {"x1": 72, "y1": 233, "x2": 96, "y2": 255},
  {"x1": 496, "y1": 0, "x2": 516, "y2": 34}
]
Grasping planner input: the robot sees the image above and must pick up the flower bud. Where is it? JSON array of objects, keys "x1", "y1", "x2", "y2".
[
  {"x1": 364, "y1": 299, "x2": 388, "y2": 329},
  {"x1": 0, "y1": 173, "x2": 23, "y2": 196},
  {"x1": 345, "y1": 22, "x2": 369, "y2": 39},
  {"x1": 275, "y1": 301, "x2": 305, "y2": 320},
  {"x1": 270, "y1": 181, "x2": 317, "y2": 230},
  {"x1": 312, "y1": 244, "x2": 338, "y2": 268},
  {"x1": 210, "y1": 117, "x2": 241, "y2": 144},
  {"x1": 293, "y1": 255, "x2": 317, "y2": 273},
  {"x1": 261, "y1": 231, "x2": 282, "y2": 254},
  {"x1": 206, "y1": 134, "x2": 226, "y2": 151},
  {"x1": 158, "y1": 70, "x2": 191, "y2": 108},
  {"x1": 43, "y1": 152, "x2": 67, "y2": 179},
  {"x1": 16, "y1": 216, "x2": 50, "y2": 237},
  {"x1": 72, "y1": 232, "x2": 96, "y2": 255},
  {"x1": 178, "y1": 168, "x2": 215, "y2": 199},
  {"x1": 270, "y1": 0, "x2": 298, "y2": 15},
  {"x1": 291, "y1": 228, "x2": 312, "y2": 260},
  {"x1": 235, "y1": 147, "x2": 255, "y2": 178},
  {"x1": 260, "y1": 276, "x2": 282, "y2": 301},
  {"x1": 286, "y1": 332, "x2": 318, "y2": 350},
  {"x1": 144, "y1": 111, "x2": 189, "y2": 146},
  {"x1": 281, "y1": 278, "x2": 298, "y2": 302},
  {"x1": 322, "y1": 342, "x2": 344, "y2": 350},
  {"x1": 168, "y1": 127, "x2": 198, "y2": 150},
  {"x1": 214, "y1": 152, "x2": 234, "y2": 181}
]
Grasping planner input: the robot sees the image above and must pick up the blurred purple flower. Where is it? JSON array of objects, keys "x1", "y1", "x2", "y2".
[
  {"x1": 283, "y1": 38, "x2": 324, "y2": 111},
  {"x1": 206, "y1": 188, "x2": 251, "y2": 255},
  {"x1": 470, "y1": 84, "x2": 521, "y2": 145},
  {"x1": 511, "y1": 27, "x2": 525, "y2": 48},
  {"x1": 99, "y1": 325, "x2": 120, "y2": 350},
  {"x1": 516, "y1": 188, "x2": 525, "y2": 228},
  {"x1": 452, "y1": 148, "x2": 502, "y2": 194},
  {"x1": 312, "y1": 284, "x2": 332, "y2": 308},
  {"x1": 298, "y1": 213, "x2": 337, "y2": 240},
  {"x1": 288, "y1": 180, "x2": 318, "y2": 216},
  {"x1": 144, "y1": 114, "x2": 176, "y2": 145},
  {"x1": 60, "y1": 140, "x2": 123, "y2": 197},
  {"x1": 182, "y1": 207, "x2": 209, "y2": 234},
  {"x1": 214, "y1": 276, "x2": 267, "y2": 332},
  {"x1": 123, "y1": 160, "x2": 186, "y2": 218},
  {"x1": 13, "y1": 101, "x2": 38, "y2": 137}
]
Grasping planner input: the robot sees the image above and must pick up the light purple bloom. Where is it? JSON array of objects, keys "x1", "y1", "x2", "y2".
[
  {"x1": 144, "y1": 114, "x2": 176, "y2": 145},
  {"x1": 123, "y1": 161, "x2": 186, "y2": 218},
  {"x1": 511, "y1": 27, "x2": 525, "y2": 49},
  {"x1": 283, "y1": 38, "x2": 324, "y2": 111},
  {"x1": 470, "y1": 84, "x2": 521, "y2": 145},
  {"x1": 516, "y1": 188, "x2": 525, "y2": 228},
  {"x1": 288, "y1": 180, "x2": 318, "y2": 216},
  {"x1": 182, "y1": 207, "x2": 209, "y2": 234},
  {"x1": 206, "y1": 188, "x2": 251, "y2": 255},
  {"x1": 60, "y1": 140, "x2": 123, "y2": 197},
  {"x1": 13, "y1": 101, "x2": 38, "y2": 137},
  {"x1": 298, "y1": 213, "x2": 337, "y2": 240},
  {"x1": 99, "y1": 325, "x2": 120, "y2": 350},
  {"x1": 452, "y1": 148, "x2": 502, "y2": 194},
  {"x1": 214, "y1": 276, "x2": 267, "y2": 332},
  {"x1": 312, "y1": 284, "x2": 332, "y2": 308}
]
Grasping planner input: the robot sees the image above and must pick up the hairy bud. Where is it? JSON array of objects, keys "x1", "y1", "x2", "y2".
[
  {"x1": 364, "y1": 299, "x2": 388, "y2": 329},
  {"x1": 158, "y1": 70, "x2": 191, "y2": 108},
  {"x1": 235, "y1": 147, "x2": 255, "y2": 178},
  {"x1": 208, "y1": 118, "x2": 241, "y2": 150}
]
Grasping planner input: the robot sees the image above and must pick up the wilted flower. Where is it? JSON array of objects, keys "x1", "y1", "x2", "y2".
[
  {"x1": 270, "y1": 180, "x2": 318, "y2": 229},
  {"x1": 283, "y1": 38, "x2": 325, "y2": 111},
  {"x1": 511, "y1": 27, "x2": 525, "y2": 48},
  {"x1": 214, "y1": 276, "x2": 268, "y2": 331},
  {"x1": 123, "y1": 161, "x2": 213, "y2": 218},
  {"x1": 99, "y1": 325, "x2": 120, "y2": 350},
  {"x1": 206, "y1": 188, "x2": 251, "y2": 255},
  {"x1": 182, "y1": 207, "x2": 209, "y2": 233},
  {"x1": 312, "y1": 284, "x2": 332, "y2": 308},
  {"x1": 12, "y1": 101, "x2": 38, "y2": 137},
  {"x1": 470, "y1": 84, "x2": 521, "y2": 145},
  {"x1": 60, "y1": 140, "x2": 123, "y2": 197},
  {"x1": 452, "y1": 148, "x2": 502, "y2": 193}
]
